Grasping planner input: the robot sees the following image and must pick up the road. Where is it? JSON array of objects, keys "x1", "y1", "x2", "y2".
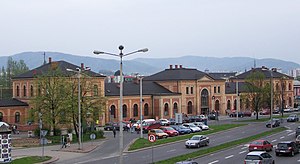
[
  {"x1": 195, "y1": 122, "x2": 299, "y2": 164},
  {"x1": 57, "y1": 118, "x2": 277, "y2": 164}
]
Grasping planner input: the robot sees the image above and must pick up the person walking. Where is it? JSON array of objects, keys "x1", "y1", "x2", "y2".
[
  {"x1": 62, "y1": 136, "x2": 67, "y2": 148},
  {"x1": 113, "y1": 127, "x2": 116, "y2": 138}
]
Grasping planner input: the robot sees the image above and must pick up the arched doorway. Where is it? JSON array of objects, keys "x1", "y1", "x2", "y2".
[
  {"x1": 123, "y1": 105, "x2": 127, "y2": 118},
  {"x1": 164, "y1": 103, "x2": 169, "y2": 116},
  {"x1": 173, "y1": 102, "x2": 178, "y2": 115},
  {"x1": 201, "y1": 89, "x2": 209, "y2": 115},
  {"x1": 144, "y1": 103, "x2": 149, "y2": 116},
  {"x1": 110, "y1": 105, "x2": 116, "y2": 121},
  {"x1": 215, "y1": 100, "x2": 220, "y2": 112}
]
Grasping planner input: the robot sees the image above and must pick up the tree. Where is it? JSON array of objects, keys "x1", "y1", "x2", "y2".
[{"x1": 243, "y1": 71, "x2": 271, "y2": 120}]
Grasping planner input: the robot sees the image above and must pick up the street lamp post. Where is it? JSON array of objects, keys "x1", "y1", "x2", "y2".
[
  {"x1": 236, "y1": 81, "x2": 239, "y2": 121},
  {"x1": 66, "y1": 68, "x2": 83, "y2": 150},
  {"x1": 93, "y1": 46, "x2": 148, "y2": 164},
  {"x1": 136, "y1": 74, "x2": 144, "y2": 139},
  {"x1": 270, "y1": 70, "x2": 273, "y2": 129}
]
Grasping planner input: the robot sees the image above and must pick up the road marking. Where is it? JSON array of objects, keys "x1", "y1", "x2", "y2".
[
  {"x1": 167, "y1": 149, "x2": 176, "y2": 153},
  {"x1": 286, "y1": 129, "x2": 293, "y2": 132},
  {"x1": 225, "y1": 155, "x2": 234, "y2": 159},
  {"x1": 208, "y1": 160, "x2": 219, "y2": 164},
  {"x1": 271, "y1": 139, "x2": 277, "y2": 142},
  {"x1": 280, "y1": 136, "x2": 285, "y2": 139},
  {"x1": 241, "y1": 146, "x2": 248, "y2": 150},
  {"x1": 288, "y1": 132, "x2": 295, "y2": 136},
  {"x1": 239, "y1": 150, "x2": 247, "y2": 154},
  {"x1": 210, "y1": 154, "x2": 214, "y2": 156},
  {"x1": 297, "y1": 159, "x2": 300, "y2": 162}
]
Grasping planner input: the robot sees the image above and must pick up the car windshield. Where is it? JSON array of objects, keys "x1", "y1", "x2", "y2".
[
  {"x1": 189, "y1": 124, "x2": 196, "y2": 127},
  {"x1": 155, "y1": 129, "x2": 164, "y2": 133},
  {"x1": 251, "y1": 141, "x2": 263, "y2": 145},
  {"x1": 165, "y1": 127, "x2": 174, "y2": 130},
  {"x1": 277, "y1": 143, "x2": 290, "y2": 148},
  {"x1": 190, "y1": 136, "x2": 201, "y2": 140},
  {"x1": 245, "y1": 155, "x2": 262, "y2": 160},
  {"x1": 179, "y1": 125, "x2": 188, "y2": 129}
]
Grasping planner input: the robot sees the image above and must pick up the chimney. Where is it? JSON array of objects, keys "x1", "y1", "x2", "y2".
[
  {"x1": 48, "y1": 57, "x2": 52, "y2": 63},
  {"x1": 81, "y1": 63, "x2": 84, "y2": 69},
  {"x1": 179, "y1": 65, "x2": 182, "y2": 68},
  {"x1": 175, "y1": 65, "x2": 178, "y2": 69},
  {"x1": 169, "y1": 65, "x2": 173, "y2": 69},
  {"x1": 271, "y1": 68, "x2": 277, "y2": 72}
]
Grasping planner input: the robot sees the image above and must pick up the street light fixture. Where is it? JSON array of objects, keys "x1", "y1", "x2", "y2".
[
  {"x1": 93, "y1": 45, "x2": 148, "y2": 164},
  {"x1": 66, "y1": 68, "x2": 84, "y2": 150}
]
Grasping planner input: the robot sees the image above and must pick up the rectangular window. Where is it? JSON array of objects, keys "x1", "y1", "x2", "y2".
[
  {"x1": 191, "y1": 87, "x2": 193, "y2": 94},
  {"x1": 186, "y1": 87, "x2": 189, "y2": 94},
  {"x1": 218, "y1": 86, "x2": 220, "y2": 93},
  {"x1": 214, "y1": 86, "x2": 216, "y2": 93}
]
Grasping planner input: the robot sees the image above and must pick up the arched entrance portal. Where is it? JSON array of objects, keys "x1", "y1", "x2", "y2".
[{"x1": 201, "y1": 89, "x2": 209, "y2": 115}]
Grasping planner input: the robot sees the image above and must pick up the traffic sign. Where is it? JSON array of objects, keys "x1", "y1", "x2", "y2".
[
  {"x1": 148, "y1": 134, "x2": 156, "y2": 143},
  {"x1": 90, "y1": 133, "x2": 96, "y2": 140}
]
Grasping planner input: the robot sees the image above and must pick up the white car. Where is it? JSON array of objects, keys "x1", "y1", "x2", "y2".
[
  {"x1": 159, "y1": 118, "x2": 170, "y2": 126},
  {"x1": 244, "y1": 151, "x2": 274, "y2": 164},
  {"x1": 182, "y1": 123, "x2": 201, "y2": 132},
  {"x1": 193, "y1": 122, "x2": 209, "y2": 130}
]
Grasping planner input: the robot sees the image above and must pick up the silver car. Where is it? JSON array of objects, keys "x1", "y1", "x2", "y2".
[
  {"x1": 244, "y1": 151, "x2": 274, "y2": 164},
  {"x1": 185, "y1": 135, "x2": 209, "y2": 148}
]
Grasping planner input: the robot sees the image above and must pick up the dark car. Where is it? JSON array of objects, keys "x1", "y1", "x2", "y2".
[
  {"x1": 188, "y1": 116, "x2": 202, "y2": 122},
  {"x1": 243, "y1": 110, "x2": 252, "y2": 117},
  {"x1": 171, "y1": 125, "x2": 192, "y2": 135},
  {"x1": 275, "y1": 141, "x2": 299, "y2": 156},
  {"x1": 287, "y1": 114, "x2": 299, "y2": 122},
  {"x1": 169, "y1": 118, "x2": 176, "y2": 125},
  {"x1": 185, "y1": 135, "x2": 209, "y2": 148},
  {"x1": 208, "y1": 113, "x2": 217, "y2": 120},
  {"x1": 104, "y1": 122, "x2": 117, "y2": 131},
  {"x1": 229, "y1": 111, "x2": 244, "y2": 117},
  {"x1": 266, "y1": 119, "x2": 280, "y2": 128},
  {"x1": 176, "y1": 160, "x2": 198, "y2": 164}
]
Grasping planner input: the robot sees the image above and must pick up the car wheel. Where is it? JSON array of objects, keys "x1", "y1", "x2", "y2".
[
  {"x1": 197, "y1": 144, "x2": 200, "y2": 148},
  {"x1": 276, "y1": 153, "x2": 279, "y2": 156},
  {"x1": 205, "y1": 141, "x2": 209, "y2": 146},
  {"x1": 186, "y1": 145, "x2": 189, "y2": 148}
]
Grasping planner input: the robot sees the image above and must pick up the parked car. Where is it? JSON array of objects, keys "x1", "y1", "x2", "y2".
[
  {"x1": 296, "y1": 126, "x2": 300, "y2": 137},
  {"x1": 104, "y1": 122, "x2": 117, "y2": 131},
  {"x1": 169, "y1": 118, "x2": 176, "y2": 125},
  {"x1": 137, "y1": 121, "x2": 161, "y2": 133},
  {"x1": 160, "y1": 126, "x2": 179, "y2": 137},
  {"x1": 275, "y1": 141, "x2": 299, "y2": 156},
  {"x1": 266, "y1": 119, "x2": 280, "y2": 128},
  {"x1": 193, "y1": 122, "x2": 209, "y2": 130},
  {"x1": 207, "y1": 113, "x2": 217, "y2": 120},
  {"x1": 148, "y1": 129, "x2": 168, "y2": 139},
  {"x1": 260, "y1": 109, "x2": 270, "y2": 115},
  {"x1": 244, "y1": 151, "x2": 274, "y2": 164},
  {"x1": 283, "y1": 107, "x2": 293, "y2": 113},
  {"x1": 229, "y1": 111, "x2": 244, "y2": 117},
  {"x1": 273, "y1": 108, "x2": 280, "y2": 114},
  {"x1": 243, "y1": 110, "x2": 252, "y2": 117},
  {"x1": 287, "y1": 114, "x2": 299, "y2": 122},
  {"x1": 248, "y1": 140, "x2": 273, "y2": 152},
  {"x1": 182, "y1": 123, "x2": 202, "y2": 132},
  {"x1": 188, "y1": 115, "x2": 202, "y2": 122},
  {"x1": 171, "y1": 125, "x2": 192, "y2": 135},
  {"x1": 159, "y1": 118, "x2": 170, "y2": 126},
  {"x1": 185, "y1": 135, "x2": 209, "y2": 148}
]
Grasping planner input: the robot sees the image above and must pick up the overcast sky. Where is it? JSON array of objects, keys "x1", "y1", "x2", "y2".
[{"x1": 1, "y1": 0, "x2": 300, "y2": 63}]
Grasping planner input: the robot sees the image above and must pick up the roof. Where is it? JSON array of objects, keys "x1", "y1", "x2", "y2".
[
  {"x1": 0, "y1": 98, "x2": 29, "y2": 107},
  {"x1": 144, "y1": 67, "x2": 214, "y2": 81},
  {"x1": 12, "y1": 60, "x2": 105, "y2": 79},
  {"x1": 208, "y1": 72, "x2": 236, "y2": 80},
  {"x1": 294, "y1": 80, "x2": 300, "y2": 86},
  {"x1": 235, "y1": 67, "x2": 293, "y2": 80},
  {"x1": 225, "y1": 82, "x2": 248, "y2": 94},
  {"x1": 105, "y1": 81, "x2": 180, "y2": 96},
  {"x1": 246, "y1": 151, "x2": 266, "y2": 155}
]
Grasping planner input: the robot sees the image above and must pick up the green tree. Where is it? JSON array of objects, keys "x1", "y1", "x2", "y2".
[{"x1": 244, "y1": 72, "x2": 271, "y2": 120}]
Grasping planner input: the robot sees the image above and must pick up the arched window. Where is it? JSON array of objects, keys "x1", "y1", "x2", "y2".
[
  {"x1": 215, "y1": 100, "x2": 220, "y2": 112},
  {"x1": 16, "y1": 85, "x2": 20, "y2": 97},
  {"x1": 173, "y1": 102, "x2": 178, "y2": 114},
  {"x1": 23, "y1": 85, "x2": 27, "y2": 97},
  {"x1": 187, "y1": 101, "x2": 193, "y2": 114},
  {"x1": 201, "y1": 89, "x2": 209, "y2": 106},
  {"x1": 93, "y1": 85, "x2": 98, "y2": 96},
  {"x1": 289, "y1": 83, "x2": 292, "y2": 91},
  {"x1": 15, "y1": 112, "x2": 20, "y2": 123},
  {"x1": 144, "y1": 103, "x2": 149, "y2": 116},
  {"x1": 133, "y1": 104, "x2": 138, "y2": 117},
  {"x1": 227, "y1": 100, "x2": 231, "y2": 110},
  {"x1": 234, "y1": 99, "x2": 237, "y2": 111},
  {"x1": 164, "y1": 103, "x2": 169, "y2": 116},
  {"x1": 123, "y1": 105, "x2": 127, "y2": 118},
  {"x1": 0, "y1": 112, "x2": 3, "y2": 121},
  {"x1": 30, "y1": 85, "x2": 34, "y2": 97},
  {"x1": 110, "y1": 105, "x2": 116, "y2": 118}
]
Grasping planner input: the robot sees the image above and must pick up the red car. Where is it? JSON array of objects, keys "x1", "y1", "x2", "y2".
[
  {"x1": 160, "y1": 126, "x2": 179, "y2": 137},
  {"x1": 248, "y1": 140, "x2": 273, "y2": 152}
]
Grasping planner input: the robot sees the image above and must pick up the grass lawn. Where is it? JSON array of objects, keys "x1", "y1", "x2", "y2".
[
  {"x1": 12, "y1": 156, "x2": 51, "y2": 164},
  {"x1": 128, "y1": 124, "x2": 245, "y2": 151},
  {"x1": 156, "y1": 127, "x2": 287, "y2": 164}
]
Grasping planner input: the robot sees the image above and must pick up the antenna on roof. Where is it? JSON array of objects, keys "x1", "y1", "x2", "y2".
[{"x1": 43, "y1": 52, "x2": 46, "y2": 65}]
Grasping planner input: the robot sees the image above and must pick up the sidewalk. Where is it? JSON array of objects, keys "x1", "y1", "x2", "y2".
[{"x1": 12, "y1": 138, "x2": 107, "y2": 163}]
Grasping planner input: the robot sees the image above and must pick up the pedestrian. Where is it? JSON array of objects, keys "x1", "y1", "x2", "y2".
[
  {"x1": 113, "y1": 127, "x2": 116, "y2": 138},
  {"x1": 62, "y1": 135, "x2": 67, "y2": 148}
]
